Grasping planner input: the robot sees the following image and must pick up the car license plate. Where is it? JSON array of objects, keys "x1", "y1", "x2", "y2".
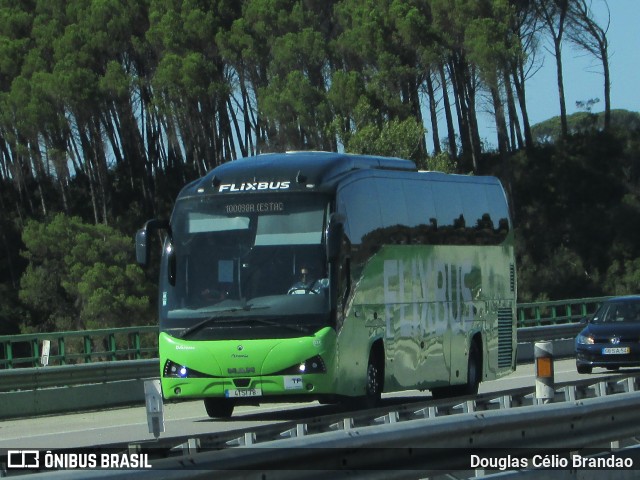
[
  {"x1": 225, "y1": 388, "x2": 262, "y2": 398},
  {"x1": 602, "y1": 347, "x2": 630, "y2": 355}
]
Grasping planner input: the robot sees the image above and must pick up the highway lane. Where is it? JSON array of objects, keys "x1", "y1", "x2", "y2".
[{"x1": 0, "y1": 359, "x2": 620, "y2": 450}]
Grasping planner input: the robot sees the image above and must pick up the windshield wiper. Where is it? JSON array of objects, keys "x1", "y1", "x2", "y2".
[
  {"x1": 179, "y1": 313, "x2": 310, "y2": 339},
  {"x1": 178, "y1": 304, "x2": 264, "y2": 338},
  {"x1": 244, "y1": 317, "x2": 312, "y2": 334}
]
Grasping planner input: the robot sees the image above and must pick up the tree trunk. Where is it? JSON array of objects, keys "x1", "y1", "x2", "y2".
[
  {"x1": 554, "y1": 37, "x2": 568, "y2": 138},
  {"x1": 503, "y1": 70, "x2": 523, "y2": 151},
  {"x1": 512, "y1": 64, "x2": 533, "y2": 149},
  {"x1": 490, "y1": 83, "x2": 509, "y2": 160},
  {"x1": 602, "y1": 48, "x2": 611, "y2": 131},
  {"x1": 425, "y1": 70, "x2": 441, "y2": 155},
  {"x1": 438, "y1": 65, "x2": 457, "y2": 159}
]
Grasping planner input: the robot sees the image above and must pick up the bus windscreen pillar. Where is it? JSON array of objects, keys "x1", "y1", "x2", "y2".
[{"x1": 535, "y1": 341, "x2": 554, "y2": 404}]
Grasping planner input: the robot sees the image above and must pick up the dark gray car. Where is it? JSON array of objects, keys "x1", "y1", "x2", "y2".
[{"x1": 575, "y1": 296, "x2": 640, "y2": 374}]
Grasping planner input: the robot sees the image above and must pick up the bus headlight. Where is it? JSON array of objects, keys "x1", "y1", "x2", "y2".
[
  {"x1": 163, "y1": 359, "x2": 209, "y2": 378},
  {"x1": 277, "y1": 355, "x2": 327, "y2": 375}
]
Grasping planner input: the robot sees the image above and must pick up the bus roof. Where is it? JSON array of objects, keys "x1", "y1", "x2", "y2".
[
  {"x1": 337, "y1": 168, "x2": 504, "y2": 187},
  {"x1": 178, "y1": 151, "x2": 417, "y2": 197}
]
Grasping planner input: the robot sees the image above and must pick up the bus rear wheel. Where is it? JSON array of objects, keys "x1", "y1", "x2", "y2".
[
  {"x1": 463, "y1": 341, "x2": 481, "y2": 395},
  {"x1": 431, "y1": 340, "x2": 481, "y2": 398},
  {"x1": 204, "y1": 398, "x2": 234, "y2": 418}
]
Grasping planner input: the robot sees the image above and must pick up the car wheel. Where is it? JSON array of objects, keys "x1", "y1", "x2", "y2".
[
  {"x1": 576, "y1": 364, "x2": 592, "y2": 374},
  {"x1": 204, "y1": 398, "x2": 234, "y2": 418}
]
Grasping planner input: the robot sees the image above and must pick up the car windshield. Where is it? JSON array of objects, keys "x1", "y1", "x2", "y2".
[
  {"x1": 158, "y1": 193, "x2": 331, "y2": 338},
  {"x1": 591, "y1": 299, "x2": 640, "y2": 323}
]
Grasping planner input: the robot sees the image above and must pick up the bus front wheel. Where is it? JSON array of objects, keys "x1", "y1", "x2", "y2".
[
  {"x1": 364, "y1": 349, "x2": 383, "y2": 408},
  {"x1": 204, "y1": 398, "x2": 234, "y2": 418}
]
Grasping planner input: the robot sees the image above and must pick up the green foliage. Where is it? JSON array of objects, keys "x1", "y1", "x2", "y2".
[
  {"x1": 0, "y1": 183, "x2": 27, "y2": 335},
  {"x1": 19, "y1": 214, "x2": 154, "y2": 332},
  {"x1": 604, "y1": 258, "x2": 640, "y2": 296},
  {"x1": 259, "y1": 69, "x2": 331, "y2": 150},
  {"x1": 427, "y1": 152, "x2": 457, "y2": 173},
  {"x1": 516, "y1": 243, "x2": 595, "y2": 302},
  {"x1": 343, "y1": 115, "x2": 426, "y2": 164},
  {"x1": 457, "y1": 0, "x2": 519, "y2": 87},
  {"x1": 332, "y1": 0, "x2": 425, "y2": 122},
  {"x1": 532, "y1": 110, "x2": 640, "y2": 144},
  {"x1": 0, "y1": 283, "x2": 23, "y2": 335},
  {"x1": 512, "y1": 127, "x2": 640, "y2": 301}
]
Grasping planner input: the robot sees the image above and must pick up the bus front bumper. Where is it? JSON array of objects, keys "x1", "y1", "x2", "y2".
[{"x1": 161, "y1": 373, "x2": 333, "y2": 401}]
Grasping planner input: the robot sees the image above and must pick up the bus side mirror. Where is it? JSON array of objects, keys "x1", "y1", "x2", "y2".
[
  {"x1": 326, "y1": 214, "x2": 345, "y2": 261},
  {"x1": 135, "y1": 219, "x2": 170, "y2": 267},
  {"x1": 136, "y1": 228, "x2": 150, "y2": 266},
  {"x1": 166, "y1": 240, "x2": 176, "y2": 286}
]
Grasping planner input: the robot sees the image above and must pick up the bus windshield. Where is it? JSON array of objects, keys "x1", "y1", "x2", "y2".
[{"x1": 159, "y1": 194, "x2": 331, "y2": 338}]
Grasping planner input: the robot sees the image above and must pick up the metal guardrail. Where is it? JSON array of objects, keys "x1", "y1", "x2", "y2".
[
  {"x1": 0, "y1": 359, "x2": 158, "y2": 393},
  {"x1": 0, "y1": 326, "x2": 158, "y2": 369},
  {"x1": 147, "y1": 387, "x2": 640, "y2": 478},
  {"x1": 4, "y1": 373, "x2": 640, "y2": 479},
  {"x1": 163, "y1": 390, "x2": 640, "y2": 479},
  {"x1": 517, "y1": 323, "x2": 583, "y2": 343},
  {"x1": 133, "y1": 373, "x2": 640, "y2": 453},
  {"x1": 0, "y1": 360, "x2": 159, "y2": 420},
  {"x1": 516, "y1": 296, "x2": 609, "y2": 328},
  {"x1": 0, "y1": 297, "x2": 610, "y2": 369}
]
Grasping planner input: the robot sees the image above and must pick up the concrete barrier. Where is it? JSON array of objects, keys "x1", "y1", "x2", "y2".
[
  {"x1": 0, "y1": 360, "x2": 158, "y2": 420},
  {"x1": 517, "y1": 338, "x2": 574, "y2": 364}
]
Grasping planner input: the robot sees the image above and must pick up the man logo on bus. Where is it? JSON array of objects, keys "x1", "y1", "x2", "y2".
[{"x1": 218, "y1": 181, "x2": 291, "y2": 192}]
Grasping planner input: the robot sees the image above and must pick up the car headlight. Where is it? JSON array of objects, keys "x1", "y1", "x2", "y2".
[{"x1": 577, "y1": 334, "x2": 595, "y2": 345}]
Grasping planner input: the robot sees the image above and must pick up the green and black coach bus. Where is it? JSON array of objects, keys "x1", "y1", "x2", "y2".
[{"x1": 136, "y1": 151, "x2": 517, "y2": 418}]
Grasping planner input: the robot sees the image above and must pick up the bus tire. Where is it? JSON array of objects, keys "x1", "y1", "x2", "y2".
[
  {"x1": 364, "y1": 347, "x2": 383, "y2": 408},
  {"x1": 431, "y1": 340, "x2": 481, "y2": 398},
  {"x1": 204, "y1": 398, "x2": 234, "y2": 418},
  {"x1": 463, "y1": 340, "x2": 481, "y2": 396}
]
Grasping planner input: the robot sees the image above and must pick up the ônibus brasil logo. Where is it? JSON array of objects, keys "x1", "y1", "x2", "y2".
[{"x1": 218, "y1": 181, "x2": 290, "y2": 193}]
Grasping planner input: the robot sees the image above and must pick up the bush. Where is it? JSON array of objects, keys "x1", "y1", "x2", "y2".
[{"x1": 19, "y1": 214, "x2": 155, "y2": 332}]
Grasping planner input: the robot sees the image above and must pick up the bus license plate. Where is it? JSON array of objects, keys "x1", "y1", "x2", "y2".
[
  {"x1": 602, "y1": 347, "x2": 630, "y2": 355},
  {"x1": 225, "y1": 388, "x2": 262, "y2": 398}
]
